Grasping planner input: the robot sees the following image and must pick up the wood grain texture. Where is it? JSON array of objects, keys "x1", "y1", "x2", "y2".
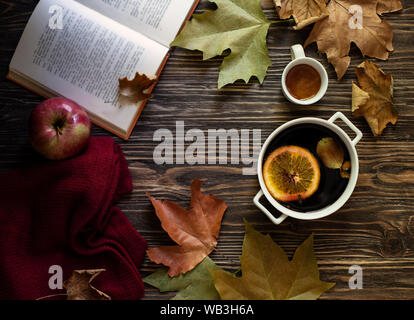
[{"x1": 0, "y1": 0, "x2": 414, "y2": 300}]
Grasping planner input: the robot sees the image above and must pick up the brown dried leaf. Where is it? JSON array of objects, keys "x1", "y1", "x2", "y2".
[
  {"x1": 304, "y1": 0, "x2": 401, "y2": 80},
  {"x1": 146, "y1": 179, "x2": 227, "y2": 277},
  {"x1": 63, "y1": 269, "x2": 111, "y2": 300},
  {"x1": 118, "y1": 72, "x2": 157, "y2": 106},
  {"x1": 352, "y1": 61, "x2": 397, "y2": 136},
  {"x1": 274, "y1": 0, "x2": 329, "y2": 30},
  {"x1": 377, "y1": 0, "x2": 403, "y2": 15}
]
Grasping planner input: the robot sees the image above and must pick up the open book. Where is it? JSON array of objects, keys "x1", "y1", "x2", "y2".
[{"x1": 8, "y1": 0, "x2": 198, "y2": 139}]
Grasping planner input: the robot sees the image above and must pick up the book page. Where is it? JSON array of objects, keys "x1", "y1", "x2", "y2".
[
  {"x1": 10, "y1": 0, "x2": 168, "y2": 135},
  {"x1": 76, "y1": 0, "x2": 196, "y2": 46}
]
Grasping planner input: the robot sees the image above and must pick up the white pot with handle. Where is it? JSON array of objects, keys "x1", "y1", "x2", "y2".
[{"x1": 253, "y1": 112, "x2": 363, "y2": 225}]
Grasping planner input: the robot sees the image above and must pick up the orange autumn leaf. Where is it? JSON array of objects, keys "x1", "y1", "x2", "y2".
[{"x1": 146, "y1": 179, "x2": 227, "y2": 277}]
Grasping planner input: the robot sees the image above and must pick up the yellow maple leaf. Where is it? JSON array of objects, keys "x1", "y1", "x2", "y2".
[{"x1": 210, "y1": 221, "x2": 335, "y2": 300}]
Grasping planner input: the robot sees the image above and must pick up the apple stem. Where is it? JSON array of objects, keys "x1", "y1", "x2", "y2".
[{"x1": 52, "y1": 117, "x2": 65, "y2": 136}]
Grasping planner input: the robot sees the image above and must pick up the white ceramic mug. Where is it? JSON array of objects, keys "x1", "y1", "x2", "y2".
[
  {"x1": 282, "y1": 44, "x2": 329, "y2": 105},
  {"x1": 253, "y1": 112, "x2": 363, "y2": 225}
]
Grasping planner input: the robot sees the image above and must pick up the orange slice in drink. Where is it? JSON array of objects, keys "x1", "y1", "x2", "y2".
[{"x1": 263, "y1": 145, "x2": 320, "y2": 202}]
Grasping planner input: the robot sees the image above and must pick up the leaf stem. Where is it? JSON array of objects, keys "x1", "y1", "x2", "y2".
[{"x1": 269, "y1": 18, "x2": 295, "y2": 25}]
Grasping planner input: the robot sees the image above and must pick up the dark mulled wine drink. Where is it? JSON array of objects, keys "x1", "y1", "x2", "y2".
[{"x1": 263, "y1": 123, "x2": 351, "y2": 212}]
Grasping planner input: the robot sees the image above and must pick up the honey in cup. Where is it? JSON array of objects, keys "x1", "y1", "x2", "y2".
[{"x1": 286, "y1": 64, "x2": 321, "y2": 101}]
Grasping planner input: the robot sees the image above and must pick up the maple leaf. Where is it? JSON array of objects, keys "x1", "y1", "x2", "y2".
[
  {"x1": 210, "y1": 221, "x2": 335, "y2": 300},
  {"x1": 143, "y1": 256, "x2": 221, "y2": 300},
  {"x1": 274, "y1": 0, "x2": 329, "y2": 30},
  {"x1": 304, "y1": 0, "x2": 401, "y2": 80},
  {"x1": 352, "y1": 61, "x2": 397, "y2": 136},
  {"x1": 171, "y1": 0, "x2": 272, "y2": 88},
  {"x1": 118, "y1": 72, "x2": 157, "y2": 106},
  {"x1": 63, "y1": 269, "x2": 111, "y2": 300},
  {"x1": 146, "y1": 179, "x2": 227, "y2": 277}
]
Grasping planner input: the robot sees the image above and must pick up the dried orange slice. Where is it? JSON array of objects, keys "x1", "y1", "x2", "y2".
[{"x1": 263, "y1": 145, "x2": 320, "y2": 202}]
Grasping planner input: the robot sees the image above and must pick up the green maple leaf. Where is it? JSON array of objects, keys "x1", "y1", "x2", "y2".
[
  {"x1": 171, "y1": 0, "x2": 272, "y2": 88},
  {"x1": 143, "y1": 256, "x2": 221, "y2": 300},
  {"x1": 210, "y1": 220, "x2": 335, "y2": 300}
]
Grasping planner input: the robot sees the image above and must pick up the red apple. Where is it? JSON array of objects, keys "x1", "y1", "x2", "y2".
[{"x1": 29, "y1": 97, "x2": 91, "y2": 160}]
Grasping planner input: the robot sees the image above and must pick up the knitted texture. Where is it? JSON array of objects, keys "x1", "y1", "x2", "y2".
[{"x1": 0, "y1": 137, "x2": 147, "y2": 300}]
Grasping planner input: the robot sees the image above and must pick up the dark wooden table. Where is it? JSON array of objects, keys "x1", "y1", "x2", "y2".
[{"x1": 1, "y1": 0, "x2": 414, "y2": 300}]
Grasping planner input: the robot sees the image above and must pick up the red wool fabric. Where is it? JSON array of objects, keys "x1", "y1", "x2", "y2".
[{"x1": 0, "y1": 137, "x2": 147, "y2": 300}]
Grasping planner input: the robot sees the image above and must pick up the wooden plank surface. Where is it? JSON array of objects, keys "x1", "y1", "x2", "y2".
[{"x1": 0, "y1": 0, "x2": 414, "y2": 300}]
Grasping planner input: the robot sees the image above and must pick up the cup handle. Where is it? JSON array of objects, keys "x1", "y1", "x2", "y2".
[
  {"x1": 290, "y1": 44, "x2": 306, "y2": 60},
  {"x1": 328, "y1": 112, "x2": 363, "y2": 146},
  {"x1": 253, "y1": 190, "x2": 289, "y2": 225}
]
